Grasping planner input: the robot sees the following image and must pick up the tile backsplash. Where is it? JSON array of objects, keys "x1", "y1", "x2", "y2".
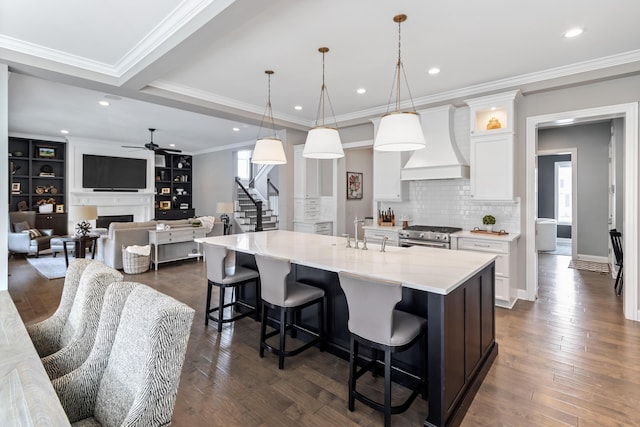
[{"x1": 378, "y1": 106, "x2": 521, "y2": 233}]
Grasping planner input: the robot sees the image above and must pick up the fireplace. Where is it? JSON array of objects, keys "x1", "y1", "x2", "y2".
[{"x1": 97, "y1": 215, "x2": 134, "y2": 229}]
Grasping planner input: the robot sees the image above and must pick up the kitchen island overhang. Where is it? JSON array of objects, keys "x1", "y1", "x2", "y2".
[{"x1": 196, "y1": 231, "x2": 497, "y2": 427}]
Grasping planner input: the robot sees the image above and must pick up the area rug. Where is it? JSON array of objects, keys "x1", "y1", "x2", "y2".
[
  {"x1": 568, "y1": 259, "x2": 610, "y2": 273},
  {"x1": 26, "y1": 255, "x2": 67, "y2": 280}
]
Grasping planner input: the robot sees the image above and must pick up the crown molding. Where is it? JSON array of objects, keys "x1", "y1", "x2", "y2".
[
  {"x1": 114, "y1": 0, "x2": 233, "y2": 77},
  {"x1": 149, "y1": 79, "x2": 311, "y2": 127},
  {"x1": 333, "y1": 49, "x2": 640, "y2": 124},
  {"x1": 0, "y1": 35, "x2": 117, "y2": 76},
  {"x1": 191, "y1": 138, "x2": 256, "y2": 155}
]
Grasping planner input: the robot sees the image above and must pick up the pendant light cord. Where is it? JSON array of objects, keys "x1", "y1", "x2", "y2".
[
  {"x1": 384, "y1": 14, "x2": 418, "y2": 114},
  {"x1": 257, "y1": 71, "x2": 277, "y2": 139},
  {"x1": 313, "y1": 47, "x2": 339, "y2": 129}
]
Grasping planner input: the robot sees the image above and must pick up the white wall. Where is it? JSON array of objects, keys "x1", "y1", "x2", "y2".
[{"x1": 1, "y1": 65, "x2": 8, "y2": 291}]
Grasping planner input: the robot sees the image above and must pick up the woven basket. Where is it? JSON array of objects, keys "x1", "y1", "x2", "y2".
[{"x1": 122, "y1": 245, "x2": 150, "y2": 274}]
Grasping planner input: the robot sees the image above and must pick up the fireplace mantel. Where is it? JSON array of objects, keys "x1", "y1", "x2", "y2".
[{"x1": 69, "y1": 191, "x2": 154, "y2": 222}]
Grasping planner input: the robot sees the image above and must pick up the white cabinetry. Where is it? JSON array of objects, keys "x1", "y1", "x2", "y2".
[
  {"x1": 363, "y1": 226, "x2": 400, "y2": 246},
  {"x1": 373, "y1": 151, "x2": 408, "y2": 201},
  {"x1": 455, "y1": 234, "x2": 518, "y2": 308},
  {"x1": 294, "y1": 198, "x2": 320, "y2": 221},
  {"x1": 294, "y1": 146, "x2": 319, "y2": 198},
  {"x1": 465, "y1": 90, "x2": 519, "y2": 201},
  {"x1": 294, "y1": 221, "x2": 332, "y2": 235}
]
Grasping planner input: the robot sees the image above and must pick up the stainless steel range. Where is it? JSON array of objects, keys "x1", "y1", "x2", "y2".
[{"x1": 398, "y1": 225, "x2": 462, "y2": 249}]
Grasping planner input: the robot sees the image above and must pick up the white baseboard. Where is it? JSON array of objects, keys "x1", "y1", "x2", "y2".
[
  {"x1": 577, "y1": 254, "x2": 608, "y2": 263},
  {"x1": 517, "y1": 288, "x2": 532, "y2": 301}
]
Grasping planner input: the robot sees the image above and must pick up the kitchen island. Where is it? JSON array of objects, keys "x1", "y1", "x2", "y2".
[{"x1": 196, "y1": 230, "x2": 497, "y2": 427}]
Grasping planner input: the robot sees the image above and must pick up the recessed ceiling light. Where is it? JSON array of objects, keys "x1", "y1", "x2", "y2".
[
  {"x1": 491, "y1": 106, "x2": 497, "y2": 111},
  {"x1": 356, "y1": 88, "x2": 367, "y2": 95},
  {"x1": 99, "y1": 100, "x2": 110, "y2": 107},
  {"x1": 169, "y1": 143, "x2": 176, "y2": 147},
  {"x1": 427, "y1": 67, "x2": 440, "y2": 75},
  {"x1": 294, "y1": 105, "x2": 303, "y2": 111},
  {"x1": 233, "y1": 127, "x2": 240, "y2": 132},
  {"x1": 564, "y1": 28, "x2": 583, "y2": 38},
  {"x1": 555, "y1": 118, "x2": 575, "y2": 124},
  {"x1": 60, "y1": 129, "x2": 69, "y2": 134}
]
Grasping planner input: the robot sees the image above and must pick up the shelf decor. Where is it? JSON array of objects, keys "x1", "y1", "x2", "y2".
[
  {"x1": 36, "y1": 145, "x2": 57, "y2": 158},
  {"x1": 347, "y1": 171, "x2": 363, "y2": 200}
]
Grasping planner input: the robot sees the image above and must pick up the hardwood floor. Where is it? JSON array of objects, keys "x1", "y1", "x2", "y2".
[{"x1": 8, "y1": 253, "x2": 640, "y2": 426}]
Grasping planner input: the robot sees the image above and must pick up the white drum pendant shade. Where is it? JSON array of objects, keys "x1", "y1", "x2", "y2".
[
  {"x1": 252, "y1": 137, "x2": 287, "y2": 165},
  {"x1": 303, "y1": 127, "x2": 344, "y2": 159},
  {"x1": 374, "y1": 112, "x2": 426, "y2": 152}
]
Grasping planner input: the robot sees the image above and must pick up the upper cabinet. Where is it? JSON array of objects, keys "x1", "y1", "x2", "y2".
[
  {"x1": 373, "y1": 151, "x2": 408, "y2": 201},
  {"x1": 293, "y1": 146, "x2": 319, "y2": 198},
  {"x1": 466, "y1": 90, "x2": 520, "y2": 201}
]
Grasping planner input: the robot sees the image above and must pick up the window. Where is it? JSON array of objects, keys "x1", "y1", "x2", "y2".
[
  {"x1": 237, "y1": 149, "x2": 252, "y2": 181},
  {"x1": 555, "y1": 161, "x2": 572, "y2": 225}
]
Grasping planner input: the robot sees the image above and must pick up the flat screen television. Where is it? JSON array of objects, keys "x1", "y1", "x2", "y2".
[{"x1": 82, "y1": 154, "x2": 147, "y2": 190}]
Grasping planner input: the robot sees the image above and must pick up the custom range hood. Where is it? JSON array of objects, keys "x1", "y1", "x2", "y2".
[{"x1": 400, "y1": 105, "x2": 470, "y2": 180}]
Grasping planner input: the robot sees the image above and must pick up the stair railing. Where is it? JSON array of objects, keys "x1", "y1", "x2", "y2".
[{"x1": 235, "y1": 176, "x2": 263, "y2": 232}]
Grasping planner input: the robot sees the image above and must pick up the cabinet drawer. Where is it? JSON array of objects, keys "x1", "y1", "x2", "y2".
[
  {"x1": 495, "y1": 276, "x2": 510, "y2": 302},
  {"x1": 495, "y1": 254, "x2": 509, "y2": 277},
  {"x1": 457, "y1": 238, "x2": 508, "y2": 254},
  {"x1": 315, "y1": 222, "x2": 332, "y2": 233}
]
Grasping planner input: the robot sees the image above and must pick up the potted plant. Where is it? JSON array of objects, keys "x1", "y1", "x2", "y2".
[{"x1": 482, "y1": 215, "x2": 496, "y2": 232}]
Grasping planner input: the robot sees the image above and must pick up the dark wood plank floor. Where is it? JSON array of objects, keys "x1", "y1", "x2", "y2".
[{"x1": 8, "y1": 253, "x2": 640, "y2": 426}]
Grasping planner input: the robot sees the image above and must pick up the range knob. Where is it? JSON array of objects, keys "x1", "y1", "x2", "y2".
[{"x1": 419, "y1": 232, "x2": 425, "y2": 239}]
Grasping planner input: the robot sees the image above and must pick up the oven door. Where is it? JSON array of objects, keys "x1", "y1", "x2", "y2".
[{"x1": 399, "y1": 239, "x2": 449, "y2": 249}]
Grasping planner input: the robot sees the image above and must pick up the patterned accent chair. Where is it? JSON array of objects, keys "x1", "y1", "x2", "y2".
[
  {"x1": 27, "y1": 260, "x2": 123, "y2": 379},
  {"x1": 53, "y1": 282, "x2": 195, "y2": 426}
]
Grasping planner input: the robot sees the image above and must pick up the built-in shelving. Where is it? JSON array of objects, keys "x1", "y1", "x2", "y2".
[{"x1": 154, "y1": 153, "x2": 195, "y2": 220}]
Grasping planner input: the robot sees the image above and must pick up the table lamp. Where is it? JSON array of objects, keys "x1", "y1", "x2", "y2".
[
  {"x1": 216, "y1": 202, "x2": 234, "y2": 235},
  {"x1": 70, "y1": 205, "x2": 98, "y2": 236}
]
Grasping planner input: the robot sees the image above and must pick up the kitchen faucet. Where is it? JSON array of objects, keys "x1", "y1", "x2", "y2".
[
  {"x1": 353, "y1": 217, "x2": 365, "y2": 249},
  {"x1": 380, "y1": 236, "x2": 388, "y2": 252}
]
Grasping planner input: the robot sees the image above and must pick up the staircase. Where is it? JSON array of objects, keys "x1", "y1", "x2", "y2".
[{"x1": 234, "y1": 180, "x2": 279, "y2": 232}]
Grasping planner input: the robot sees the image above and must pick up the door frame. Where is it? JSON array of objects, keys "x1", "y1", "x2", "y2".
[
  {"x1": 526, "y1": 103, "x2": 638, "y2": 321},
  {"x1": 538, "y1": 148, "x2": 578, "y2": 259}
]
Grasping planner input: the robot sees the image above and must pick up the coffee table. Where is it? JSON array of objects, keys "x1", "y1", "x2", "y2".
[{"x1": 56, "y1": 235, "x2": 99, "y2": 267}]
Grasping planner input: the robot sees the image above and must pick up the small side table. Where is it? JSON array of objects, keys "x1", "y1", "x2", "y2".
[{"x1": 56, "y1": 235, "x2": 99, "y2": 268}]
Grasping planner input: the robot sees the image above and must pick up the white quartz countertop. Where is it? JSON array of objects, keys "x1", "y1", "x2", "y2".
[
  {"x1": 196, "y1": 230, "x2": 495, "y2": 295},
  {"x1": 453, "y1": 230, "x2": 521, "y2": 242}
]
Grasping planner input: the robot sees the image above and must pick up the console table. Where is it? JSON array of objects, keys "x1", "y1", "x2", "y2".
[
  {"x1": 0, "y1": 291, "x2": 71, "y2": 426},
  {"x1": 148, "y1": 227, "x2": 206, "y2": 270}
]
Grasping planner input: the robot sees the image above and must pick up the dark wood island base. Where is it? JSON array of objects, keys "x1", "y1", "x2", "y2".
[{"x1": 236, "y1": 251, "x2": 497, "y2": 427}]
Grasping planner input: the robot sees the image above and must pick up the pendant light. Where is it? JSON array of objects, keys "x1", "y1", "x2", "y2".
[
  {"x1": 374, "y1": 14, "x2": 426, "y2": 152},
  {"x1": 252, "y1": 70, "x2": 287, "y2": 164},
  {"x1": 303, "y1": 47, "x2": 344, "y2": 159}
]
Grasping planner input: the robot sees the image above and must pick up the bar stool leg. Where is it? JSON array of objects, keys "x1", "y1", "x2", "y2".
[
  {"x1": 205, "y1": 282, "x2": 212, "y2": 326},
  {"x1": 318, "y1": 298, "x2": 325, "y2": 351},
  {"x1": 348, "y1": 336, "x2": 358, "y2": 411},
  {"x1": 278, "y1": 308, "x2": 287, "y2": 370},
  {"x1": 259, "y1": 305, "x2": 268, "y2": 358},
  {"x1": 217, "y1": 287, "x2": 225, "y2": 333},
  {"x1": 384, "y1": 349, "x2": 392, "y2": 427}
]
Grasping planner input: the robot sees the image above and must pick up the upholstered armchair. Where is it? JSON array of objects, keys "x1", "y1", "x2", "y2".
[
  {"x1": 8, "y1": 211, "x2": 54, "y2": 256},
  {"x1": 53, "y1": 283, "x2": 195, "y2": 426},
  {"x1": 27, "y1": 260, "x2": 124, "y2": 379}
]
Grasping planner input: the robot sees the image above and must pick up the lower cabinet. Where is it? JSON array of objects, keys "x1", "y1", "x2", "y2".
[
  {"x1": 455, "y1": 235, "x2": 519, "y2": 308},
  {"x1": 363, "y1": 226, "x2": 400, "y2": 246},
  {"x1": 36, "y1": 213, "x2": 68, "y2": 235},
  {"x1": 293, "y1": 221, "x2": 333, "y2": 236},
  {"x1": 154, "y1": 209, "x2": 195, "y2": 220}
]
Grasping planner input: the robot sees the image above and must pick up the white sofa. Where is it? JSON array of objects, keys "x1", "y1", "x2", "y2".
[{"x1": 98, "y1": 218, "x2": 223, "y2": 269}]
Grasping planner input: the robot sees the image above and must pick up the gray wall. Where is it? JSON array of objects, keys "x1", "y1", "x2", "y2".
[
  {"x1": 192, "y1": 147, "x2": 239, "y2": 218},
  {"x1": 344, "y1": 147, "x2": 373, "y2": 239},
  {"x1": 613, "y1": 118, "x2": 625, "y2": 233},
  {"x1": 538, "y1": 153, "x2": 572, "y2": 238},
  {"x1": 538, "y1": 122, "x2": 610, "y2": 258}
]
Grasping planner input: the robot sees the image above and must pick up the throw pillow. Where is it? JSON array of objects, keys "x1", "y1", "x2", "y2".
[
  {"x1": 22, "y1": 228, "x2": 43, "y2": 239},
  {"x1": 13, "y1": 221, "x2": 30, "y2": 233}
]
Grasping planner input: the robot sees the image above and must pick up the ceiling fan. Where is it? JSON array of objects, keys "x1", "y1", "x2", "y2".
[{"x1": 122, "y1": 128, "x2": 181, "y2": 154}]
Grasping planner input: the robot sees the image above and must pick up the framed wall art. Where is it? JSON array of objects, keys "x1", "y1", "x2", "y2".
[
  {"x1": 36, "y1": 145, "x2": 57, "y2": 158},
  {"x1": 159, "y1": 201, "x2": 171, "y2": 210},
  {"x1": 347, "y1": 171, "x2": 363, "y2": 200},
  {"x1": 55, "y1": 204, "x2": 65, "y2": 213}
]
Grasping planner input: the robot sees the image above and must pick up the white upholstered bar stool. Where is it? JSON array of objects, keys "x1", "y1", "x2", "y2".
[
  {"x1": 254, "y1": 253, "x2": 325, "y2": 370},
  {"x1": 204, "y1": 244, "x2": 260, "y2": 332},
  {"x1": 338, "y1": 271, "x2": 427, "y2": 427}
]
